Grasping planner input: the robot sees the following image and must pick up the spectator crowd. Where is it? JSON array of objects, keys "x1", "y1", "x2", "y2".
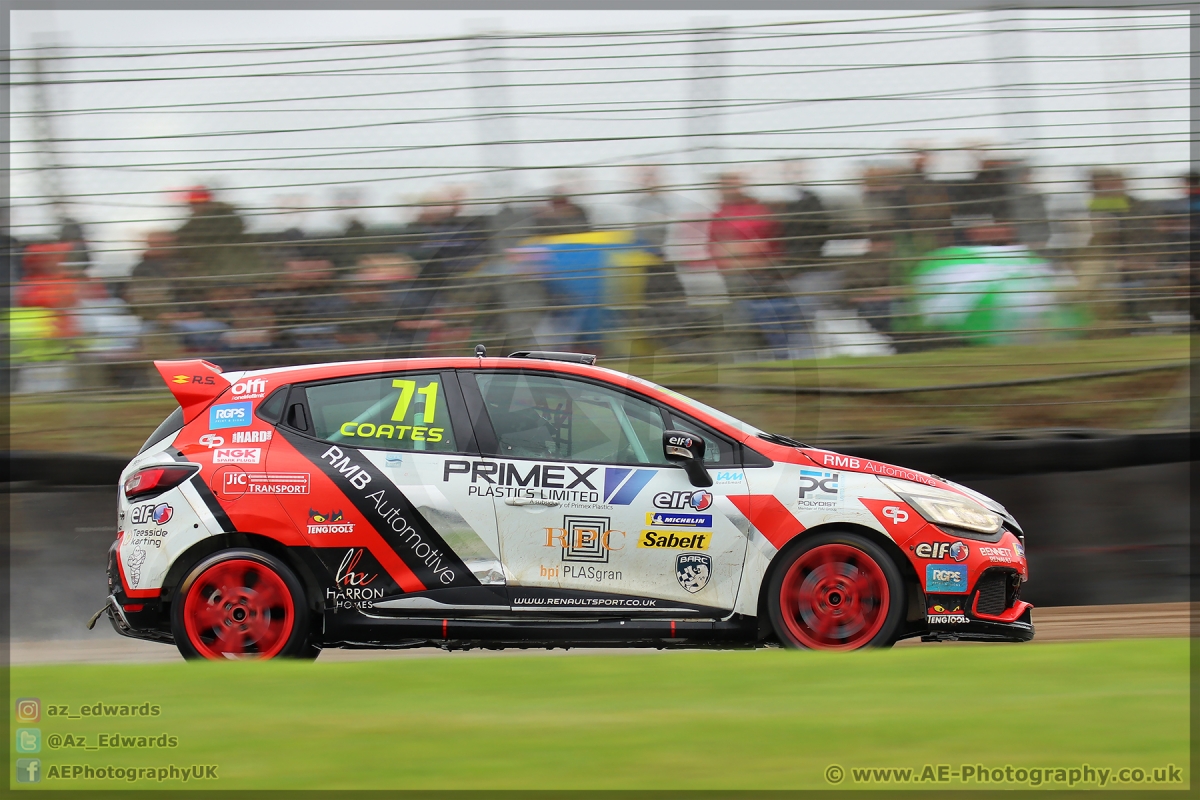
[{"x1": 7, "y1": 149, "x2": 1195, "y2": 390}]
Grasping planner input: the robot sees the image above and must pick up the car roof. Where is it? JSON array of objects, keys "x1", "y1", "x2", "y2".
[{"x1": 225, "y1": 356, "x2": 754, "y2": 444}]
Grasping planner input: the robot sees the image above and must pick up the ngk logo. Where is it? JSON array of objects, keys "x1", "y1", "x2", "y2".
[
  {"x1": 213, "y1": 447, "x2": 261, "y2": 465},
  {"x1": 231, "y1": 378, "x2": 267, "y2": 398}
]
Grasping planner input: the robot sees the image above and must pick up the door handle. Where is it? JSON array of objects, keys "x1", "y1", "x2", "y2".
[{"x1": 504, "y1": 497, "x2": 560, "y2": 507}]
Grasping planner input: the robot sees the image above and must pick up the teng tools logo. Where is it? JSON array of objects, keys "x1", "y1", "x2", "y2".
[{"x1": 308, "y1": 509, "x2": 355, "y2": 535}]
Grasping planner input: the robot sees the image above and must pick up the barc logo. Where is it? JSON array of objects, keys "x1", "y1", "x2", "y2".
[
  {"x1": 676, "y1": 553, "x2": 711, "y2": 593},
  {"x1": 209, "y1": 402, "x2": 252, "y2": 430}
]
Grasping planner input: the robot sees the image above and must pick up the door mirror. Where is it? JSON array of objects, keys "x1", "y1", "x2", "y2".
[{"x1": 663, "y1": 430, "x2": 713, "y2": 488}]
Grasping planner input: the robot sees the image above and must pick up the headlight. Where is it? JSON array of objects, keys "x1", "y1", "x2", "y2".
[{"x1": 878, "y1": 477, "x2": 1004, "y2": 535}]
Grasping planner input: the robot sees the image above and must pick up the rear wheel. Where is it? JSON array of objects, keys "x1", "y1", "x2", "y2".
[
  {"x1": 172, "y1": 549, "x2": 318, "y2": 660},
  {"x1": 767, "y1": 531, "x2": 904, "y2": 650}
]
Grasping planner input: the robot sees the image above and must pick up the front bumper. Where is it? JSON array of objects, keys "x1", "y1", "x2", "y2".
[{"x1": 921, "y1": 605, "x2": 1034, "y2": 643}]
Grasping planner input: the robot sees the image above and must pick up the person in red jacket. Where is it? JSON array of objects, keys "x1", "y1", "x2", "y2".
[
  {"x1": 17, "y1": 242, "x2": 83, "y2": 339},
  {"x1": 707, "y1": 173, "x2": 804, "y2": 356}
]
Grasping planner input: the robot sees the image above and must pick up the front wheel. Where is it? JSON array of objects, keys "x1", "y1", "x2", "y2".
[
  {"x1": 767, "y1": 531, "x2": 905, "y2": 650},
  {"x1": 171, "y1": 549, "x2": 318, "y2": 660}
]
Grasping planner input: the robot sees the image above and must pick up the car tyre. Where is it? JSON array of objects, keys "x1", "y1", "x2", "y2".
[
  {"x1": 171, "y1": 548, "x2": 318, "y2": 660},
  {"x1": 767, "y1": 530, "x2": 905, "y2": 651}
]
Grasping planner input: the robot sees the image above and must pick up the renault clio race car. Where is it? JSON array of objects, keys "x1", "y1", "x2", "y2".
[{"x1": 100, "y1": 351, "x2": 1032, "y2": 659}]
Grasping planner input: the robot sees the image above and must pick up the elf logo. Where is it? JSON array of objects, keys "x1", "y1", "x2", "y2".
[
  {"x1": 653, "y1": 489, "x2": 713, "y2": 511},
  {"x1": 914, "y1": 541, "x2": 969, "y2": 562},
  {"x1": 130, "y1": 502, "x2": 173, "y2": 526}
]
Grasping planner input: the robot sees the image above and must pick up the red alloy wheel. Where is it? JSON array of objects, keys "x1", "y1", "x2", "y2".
[
  {"x1": 182, "y1": 558, "x2": 295, "y2": 659},
  {"x1": 777, "y1": 543, "x2": 890, "y2": 650}
]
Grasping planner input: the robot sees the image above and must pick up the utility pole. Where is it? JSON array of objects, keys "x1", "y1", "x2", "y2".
[
  {"x1": 687, "y1": 19, "x2": 728, "y2": 198},
  {"x1": 464, "y1": 24, "x2": 520, "y2": 208},
  {"x1": 28, "y1": 39, "x2": 74, "y2": 231}
]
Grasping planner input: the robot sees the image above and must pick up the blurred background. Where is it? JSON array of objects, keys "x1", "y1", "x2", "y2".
[
  {"x1": 4, "y1": 11, "x2": 1191, "y2": 649},
  {"x1": 6, "y1": 8, "x2": 1191, "y2": 456}
]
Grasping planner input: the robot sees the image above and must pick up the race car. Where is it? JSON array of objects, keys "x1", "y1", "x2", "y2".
[{"x1": 99, "y1": 350, "x2": 1032, "y2": 659}]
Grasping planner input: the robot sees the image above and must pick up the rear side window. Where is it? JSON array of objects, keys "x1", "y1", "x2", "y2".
[
  {"x1": 139, "y1": 406, "x2": 185, "y2": 454},
  {"x1": 304, "y1": 373, "x2": 458, "y2": 453},
  {"x1": 473, "y1": 372, "x2": 668, "y2": 465}
]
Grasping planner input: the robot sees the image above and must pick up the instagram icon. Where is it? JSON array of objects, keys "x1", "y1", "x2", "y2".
[{"x1": 15, "y1": 698, "x2": 40, "y2": 723}]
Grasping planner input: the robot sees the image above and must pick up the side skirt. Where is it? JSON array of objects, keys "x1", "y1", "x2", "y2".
[{"x1": 322, "y1": 613, "x2": 760, "y2": 650}]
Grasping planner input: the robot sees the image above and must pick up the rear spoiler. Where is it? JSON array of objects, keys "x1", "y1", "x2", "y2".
[{"x1": 154, "y1": 359, "x2": 231, "y2": 423}]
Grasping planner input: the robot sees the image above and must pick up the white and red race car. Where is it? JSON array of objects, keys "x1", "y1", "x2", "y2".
[{"x1": 102, "y1": 351, "x2": 1032, "y2": 659}]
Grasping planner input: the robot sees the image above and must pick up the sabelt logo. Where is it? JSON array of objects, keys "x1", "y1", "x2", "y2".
[
  {"x1": 637, "y1": 530, "x2": 711, "y2": 550},
  {"x1": 213, "y1": 447, "x2": 261, "y2": 464}
]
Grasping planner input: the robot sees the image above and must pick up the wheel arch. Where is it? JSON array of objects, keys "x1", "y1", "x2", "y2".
[
  {"x1": 755, "y1": 521, "x2": 925, "y2": 639},
  {"x1": 160, "y1": 532, "x2": 326, "y2": 621}
]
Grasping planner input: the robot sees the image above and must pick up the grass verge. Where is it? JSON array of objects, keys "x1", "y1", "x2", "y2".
[{"x1": 9, "y1": 638, "x2": 1189, "y2": 790}]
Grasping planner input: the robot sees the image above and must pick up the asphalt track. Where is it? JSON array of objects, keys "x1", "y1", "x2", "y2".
[{"x1": 10, "y1": 602, "x2": 1190, "y2": 665}]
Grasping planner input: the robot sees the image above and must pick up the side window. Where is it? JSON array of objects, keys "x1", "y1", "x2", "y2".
[
  {"x1": 304, "y1": 373, "x2": 458, "y2": 452},
  {"x1": 667, "y1": 413, "x2": 735, "y2": 465},
  {"x1": 474, "y1": 372, "x2": 668, "y2": 465}
]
